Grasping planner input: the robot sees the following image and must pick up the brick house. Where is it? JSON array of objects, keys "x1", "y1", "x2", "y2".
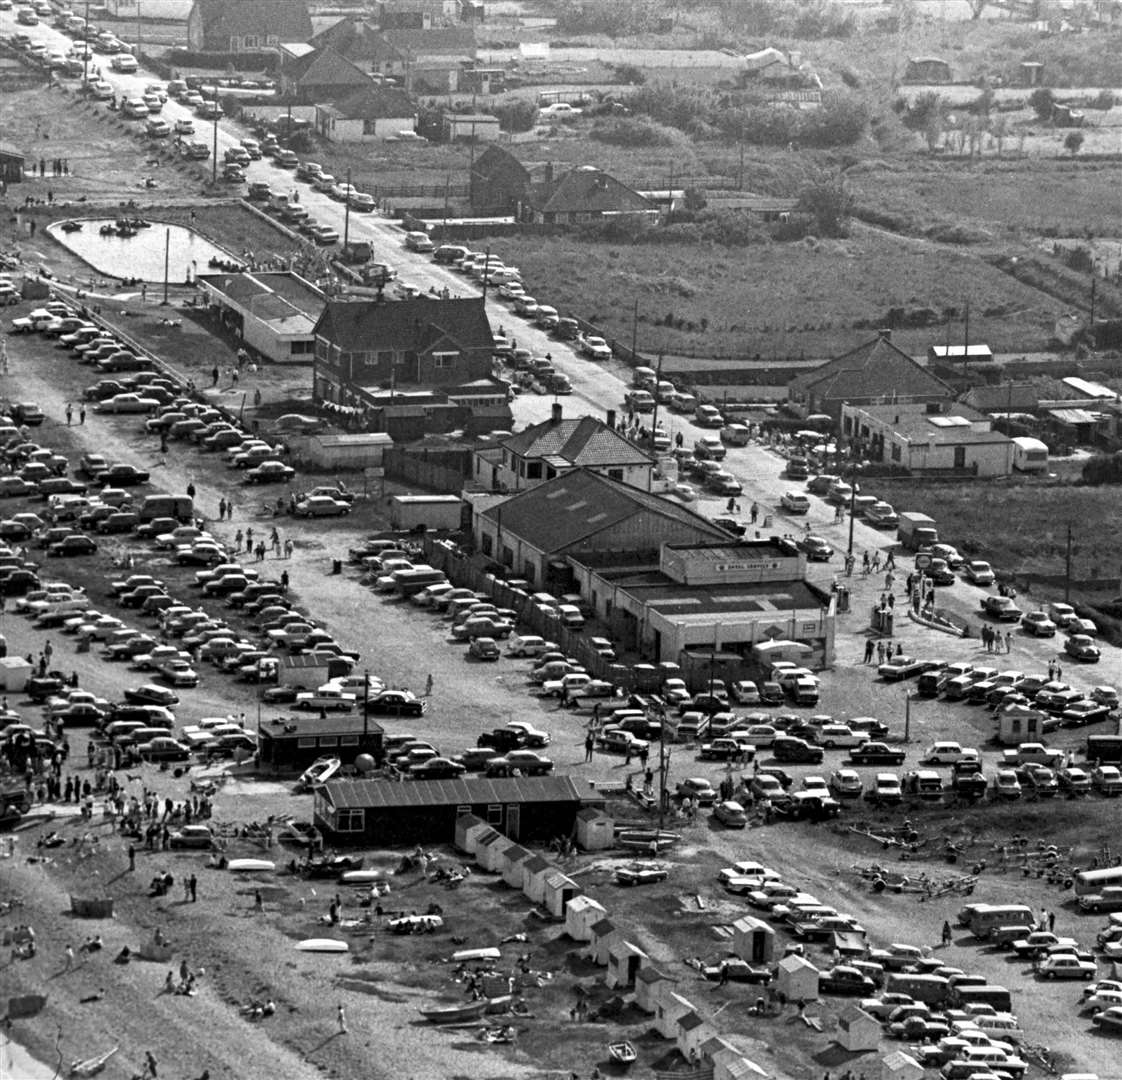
[{"x1": 186, "y1": 0, "x2": 312, "y2": 52}]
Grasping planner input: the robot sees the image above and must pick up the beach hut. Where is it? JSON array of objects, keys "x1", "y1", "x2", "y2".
[
  {"x1": 607, "y1": 939, "x2": 648, "y2": 989},
  {"x1": 881, "y1": 1051, "x2": 924, "y2": 1080},
  {"x1": 476, "y1": 832, "x2": 514, "y2": 873},
  {"x1": 587, "y1": 917, "x2": 624, "y2": 966},
  {"x1": 837, "y1": 1004, "x2": 880, "y2": 1052},
  {"x1": 564, "y1": 894, "x2": 606, "y2": 941},
  {"x1": 654, "y1": 990, "x2": 697, "y2": 1039},
  {"x1": 732, "y1": 916, "x2": 775, "y2": 965},
  {"x1": 712, "y1": 1047, "x2": 769, "y2": 1080},
  {"x1": 775, "y1": 954, "x2": 819, "y2": 1003},
  {"x1": 575, "y1": 806, "x2": 614, "y2": 850},
  {"x1": 635, "y1": 966, "x2": 672, "y2": 1013},
  {"x1": 521, "y1": 854, "x2": 553, "y2": 903},
  {"x1": 501, "y1": 844, "x2": 532, "y2": 889},
  {"x1": 454, "y1": 814, "x2": 495, "y2": 856},
  {"x1": 542, "y1": 870, "x2": 581, "y2": 918},
  {"x1": 677, "y1": 1010, "x2": 718, "y2": 1059}
]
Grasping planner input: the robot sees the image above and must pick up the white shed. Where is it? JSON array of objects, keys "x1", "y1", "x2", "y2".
[
  {"x1": 575, "y1": 806, "x2": 614, "y2": 851},
  {"x1": 732, "y1": 916, "x2": 775, "y2": 965},
  {"x1": 294, "y1": 432, "x2": 393, "y2": 470},
  {"x1": 542, "y1": 870, "x2": 581, "y2": 919},
  {"x1": 564, "y1": 894, "x2": 605, "y2": 941},
  {"x1": 881, "y1": 1051, "x2": 924, "y2": 1080},
  {"x1": 635, "y1": 966, "x2": 672, "y2": 1014},
  {"x1": 453, "y1": 814, "x2": 494, "y2": 856},
  {"x1": 836, "y1": 1003, "x2": 880, "y2": 1052},
  {"x1": 606, "y1": 939, "x2": 648, "y2": 989},
  {"x1": 654, "y1": 990, "x2": 697, "y2": 1039},
  {"x1": 587, "y1": 917, "x2": 624, "y2": 966},
  {"x1": 677, "y1": 1010, "x2": 718, "y2": 1059},
  {"x1": 775, "y1": 954, "x2": 819, "y2": 1003},
  {"x1": 713, "y1": 1048, "x2": 769, "y2": 1080},
  {"x1": 501, "y1": 844, "x2": 532, "y2": 889},
  {"x1": 477, "y1": 833, "x2": 515, "y2": 873},
  {"x1": 521, "y1": 854, "x2": 553, "y2": 903},
  {"x1": 0, "y1": 655, "x2": 33, "y2": 693}
]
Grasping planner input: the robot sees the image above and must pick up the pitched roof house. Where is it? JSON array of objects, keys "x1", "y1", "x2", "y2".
[
  {"x1": 522, "y1": 165, "x2": 653, "y2": 226},
  {"x1": 187, "y1": 0, "x2": 312, "y2": 52},
  {"x1": 280, "y1": 47, "x2": 374, "y2": 102},
  {"x1": 787, "y1": 332, "x2": 953, "y2": 422},
  {"x1": 470, "y1": 144, "x2": 533, "y2": 214},
  {"x1": 474, "y1": 405, "x2": 653, "y2": 493},
  {"x1": 312, "y1": 296, "x2": 495, "y2": 402},
  {"x1": 316, "y1": 85, "x2": 417, "y2": 142}
]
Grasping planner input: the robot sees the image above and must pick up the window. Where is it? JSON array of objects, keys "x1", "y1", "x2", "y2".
[
  {"x1": 456, "y1": 805, "x2": 471, "y2": 816},
  {"x1": 335, "y1": 809, "x2": 364, "y2": 832},
  {"x1": 501, "y1": 545, "x2": 513, "y2": 567},
  {"x1": 608, "y1": 468, "x2": 623, "y2": 482},
  {"x1": 340, "y1": 735, "x2": 359, "y2": 746},
  {"x1": 290, "y1": 340, "x2": 314, "y2": 356},
  {"x1": 486, "y1": 804, "x2": 503, "y2": 824},
  {"x1": 432, "y1": 352, "x2": 457, "y2": 369},
  {"x1": 953, "y1": 446, "x2": 966, "y2": 469},
  {"x1": 481, "y1": 533, "x2": 493, "y2": 556},
  {"x1": 891, "y1": 444, "x2": 901, "y2": 462},
  {"x1": 318, "y1": 736, "x2": 338, "y2": 747},
  {"x1": 297, "y1": 737, "x2": 316, "y2": 747},
  {"x1": 526, "y1": 461, "x2": 542, "y2": 479}
]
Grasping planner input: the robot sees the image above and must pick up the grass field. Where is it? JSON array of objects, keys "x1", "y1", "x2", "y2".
[{"x1": 486, "y1": 226, "x2": 1069, "y2": 359}]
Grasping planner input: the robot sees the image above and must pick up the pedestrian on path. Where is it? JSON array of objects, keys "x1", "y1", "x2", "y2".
[
  {"x1": 584, "y1": 734, "x2": 594, "y2": 762},
  {"x1": 189, "y1": 874, "x2": 197, "y2": 902},
  {"x1": 79, "y1": 404, "x2": 86, "y2": 424},
  {"x1": 941, "y1": 920, "x2": 952, "y2": 947},
  {"x1": 425, "y1": 673, "x2": 434, "y2": 697},
  {"x1": 284, "y1": 538, "x2": 294, "y2": 559},
  {"x1": 128, "y1": 844, "x2": 135, "y2": 871},
  {"x1": 1004, "y1": 631, "x2": 1012, "y2": 654},
  {"x1": 65, "y1": 402, "x2": 73, "y2": 425},
  {"x1": 337, "y1": 1004, "x2": 347, "y2": 1034},
  {"x1": 863, "y1": 638, "x2": 875, "y2": 664},
  {"x1": 64, "y1": 944, "x2": 75, "y2": 971},
  {"x1": 254, "y1": 889, "x2": 263, "y2": 914},
  {"x1": 218, "y1": 498, "x2": 226, "y2": 521}
]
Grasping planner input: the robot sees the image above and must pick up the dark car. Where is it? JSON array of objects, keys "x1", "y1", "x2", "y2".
[
  {"x1": 408, "y1": 757, "x2": 466, "y2": 780},
  {"x1": 477, "y1": 728, "x2": 525, "y2": 753},
  {"x1": 364, "y1": 690, "x2": 425, "y2": 717},
  {"x1": 37, "y1": 479, "x2": 88, "y2": 499},
  {"x1": 771, "y1": 736, "x2": 824, "y2": 764},
  {"x1": 47, "y1": 535, "x2": 98, "y2": 557},
  {"x1": 0, "y1": 568, "x2": 40, "y2": 595},
  {"x1": 818, "y1": 966, "x2": 877, "y2": 996},
  {"x1": 97, "y1": 511, "x2": 140, "y2": 534},
  {"x1": 99, "y1": 464, "x2": 150, "y2": 486},
  {"x1": 123, "y1": 684, "x2": 180, "y2": 707},
  {"x1": 849, "y1": 741, "x2": 907, "y2": 765}
]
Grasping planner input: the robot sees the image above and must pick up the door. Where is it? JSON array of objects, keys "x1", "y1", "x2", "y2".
[
  {"x1": 953, "y1": 446, "x2": 966, "y2": 469},
  {"x1": 506, "y1": 804, "x2": 520, "y2": 840}
]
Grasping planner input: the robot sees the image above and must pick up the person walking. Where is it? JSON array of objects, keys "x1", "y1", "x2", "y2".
[
  {"x1": 128, "y1": 844, "x2": 136, "y2": 871},
  {"x1": 79, "y1": 403, "x2": 86, "y2": 424},
  {"x1": 584, "y1": 733, "x2": 594, "y2": 763},
  {"x1": 425, "y1": 673, "x2": 434, "y2": 697},
  {"x1": 941, "y1": 920, "x2": 952, "y2": 947},
  {"x1": 337, "y1": 1004, "x2": 347, "y2": 1034},
  {"x1": 211, "y1": 365, "x2": 219, "y2": 387},
  {"x1": 65, "y1": 402, "x2": 73, "y2": 425},
  {"x1": 1004, "y1": 631, "x2": 1012, "y2": 654},
  {"x1": 254, "y1": 889, "x2": 263, "y2": 914},
  {"x1": 188, "y1": 874, "x2": 197, "y2": 902},
  {"x1": 863, "y1": 638, "x2": 875, "y2": 664},
  {"x1": 218, "y1": 498, "x2": 226, "y2": 521},
  {"x1": 284, "y1": 538, "x2": 294, "y2": 559}
]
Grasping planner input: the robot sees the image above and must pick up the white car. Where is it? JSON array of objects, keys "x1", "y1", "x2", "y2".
[
  {"x1": 504, "y1": 721, "x2": 552, "y2": 747},
  {"x1": 506, "y1": 634, "x2": 556, "y2": 658},
  {"x1": 781, "y1": 491, "x2": 810, "y2": 514},
  {"x1": 539, "y1": 102, "x2": 582, "y2": 119},
  {"x1": 581, "y1": 336, "x2": 612, "y2": 361}
]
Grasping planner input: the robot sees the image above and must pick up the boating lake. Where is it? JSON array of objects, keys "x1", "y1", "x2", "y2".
[{"x1": 47, "y1": 219, "x2": 236, "y2": 284}]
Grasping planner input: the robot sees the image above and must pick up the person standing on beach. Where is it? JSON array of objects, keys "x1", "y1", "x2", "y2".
[{"x1": 337, "y1": 1004, "x2": 347, "y2": 1034}]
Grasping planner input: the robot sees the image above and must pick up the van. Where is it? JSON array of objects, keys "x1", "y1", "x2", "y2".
[
  {"x1": 625, "y1": 390, "x2": 655, "y2": 413},
  {"x1": 885, "y1": 973, "x2": 951, "y2": 1006},
  {"x1": 395, "y1": 569, "x2": 446, "y2": 597},
  {"x1": 972, "y1": 1015, "x2": 1025, "y2": 1043},
  {"x1": 632, "y1": 366, "x2": 656, "y2": 389},
  {"x1": 951, "y1": 985, "x2": 1013, "y2": 1013},
  {"x1": 139, "y1": 494, "x2": 194, "y2": 523},
  {"x1": 721, "y1": 423, "x2": 750, "y2": 446},
  {"x1": 669, "y1": 391, "x2": 698, "y2": 413},
  {"x1": 960, "y1": 904, "x2": 1035, "y2": 940}
]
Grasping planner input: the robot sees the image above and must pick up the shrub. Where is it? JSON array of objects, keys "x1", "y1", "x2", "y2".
[
  {"x1": 491, "y1": 100, "x2": 538, "y2": 133},
  {"x1": 589, "y1": 117, "x2": 687, "y2": 147},
  {"x1": 1028, "y1": 87, "x2": 1055, "y2": 121},
  {"x1": 1082, "y1": 453, "x2": 1122, "y2": 485}
]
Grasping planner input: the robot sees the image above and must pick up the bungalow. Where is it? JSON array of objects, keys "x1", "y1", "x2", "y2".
[
  {"x1": 521, "y1": 165, "x2": 654, "y2": 226},
  {"x1": 635, "y1": 966, "x2": 673, "y2": 1013},
  {"x1": 520, "y1": 853, "x2": 552, "y2": 903},
  {"x1": 186, "y1": 0, "x2": 312, "y2": 52},
  {"x1": 732, "y1": 916, "x2": 775, "y2": 965},
  {"x1": 606, "y1": 939, "x2": 649, "y2": 989},
  {"x1": 564, "y1": 894, "x2": 605, "y2": 941},
  {"x1": 837, "y1": 1004, "x2": 880, "y2": 1052},
  {"x1": 677, "y1": 1009, "x2": 719, "y2": 1059},
  {"x1": 316, "y1": 86, "x2": 418, "y2": 142},
  {"x1": 654, "y1": 990, "x2": 698, "y2": 1039},
  {"x1": 587, "y1": 917, "x2": 624, "y2": 966},
  {"x1": 542, "y1": 870, "x2": 581, "y2": 918},
  {"x1": 575, "y1": 806, "x2": 613, "y2": 851},
  {"x1": 500, "y1": 843, "x2": 532, "y2": 889},
  {"x1": 280, "y1": 47, "x2": 373, "y2": 103}
]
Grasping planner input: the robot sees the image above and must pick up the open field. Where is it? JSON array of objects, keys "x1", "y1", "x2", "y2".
[{"x1": 486, "y1": 226, "x2": 1070, "y2": 359}]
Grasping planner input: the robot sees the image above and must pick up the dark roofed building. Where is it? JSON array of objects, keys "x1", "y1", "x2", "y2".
[
  {"x1": 316, "y1": 85, "x2": 418, "y2": 141},
  {"x1": 279, "y1": 47, "x2": 374, "y2": 102},
  {"x1": 0, "y1": 142, "x2": 25, "y2": 183},
  {"x1": 312, "y1": 296, "x2": 494, "y2": 402},
  {"x1": 474, "y1": 404, "x2": 653, "y2": 493},
  {"x1": 257, "y1": 714, "x2": 384, "y2": 772},
  {"x1": 523, "y1": 165, "x2": 653, "y2": 226},
  {"x1": 470, "y1": 144, "x2": 532, "y2": 214},
  {"x1": 187, "y1": 0, "x2": 313, "y2": 52},
  {"x1": 470, "y1": 467, "x2": 730, "y2": 590},
  {"x1": 788, "y1": 333, "x2": 953, "y2": 422},
  {"x1": 314, "y1": 775, "x2": 594, "y2": 845}
]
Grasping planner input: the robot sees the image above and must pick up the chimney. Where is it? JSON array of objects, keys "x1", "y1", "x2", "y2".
[
  {"x1": 877, "y1": 327, "x2": 892, "y2": 341},
  {"x1": 551, "y1": 402, "x2": 563, "y2": 424},
  {"x1": 606, "y1": 408, "x2": 616, "y2": 429}
]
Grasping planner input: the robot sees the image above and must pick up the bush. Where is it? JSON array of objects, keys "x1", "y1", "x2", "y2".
[
  {"x1": 590, "y1": 117, "x2": 687, "y2": 147},
  {"x1": 554, "y1": 0, "x2": 661, "y2": 36},
  {"x1": 1028, "y1": 87, "x2": 1055, "y2": 121},
  {"x1": 1082, "y1": 453, "x2": 1122, "y2": 485},
  {"x1": 491, "y1": 100, "x2": 538, "y2": 133},
  {"x1": 800, "y1": 92, "x2": 870, "y2": 147},
  {"x1": 611, "y1": 63, "x2": 646, "y2": 86}
]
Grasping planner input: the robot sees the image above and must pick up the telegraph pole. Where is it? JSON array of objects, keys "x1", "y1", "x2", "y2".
[
  {"x1": 211, "y1": 113, "x2": 218, "y2": 185},
  {"x1": 342, "y1": 167, "x2": 352, "y2": 252},
  {"x1": 1064, "y1": 524, "x2": 1073, "y2": 605}
]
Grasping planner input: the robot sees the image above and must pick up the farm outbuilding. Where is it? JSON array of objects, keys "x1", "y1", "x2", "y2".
[
  {"x1": 732, "y1": 916, "x2": 775, "y2": 965},
  {"x1": 564, "y1": 894, "x2": 605, "y2": 941},
  {"x1": 453, "y1": 813, "x2": 496, "y2": 856},
  {"x1": 775, "y1": 954, "x2": 819, "y2": 1002},
  {"x1": 314, "y1": 775, "x2": 588, "y2": 846},
  {"x1": 882, "y1": 1050, "x2": 924, "y2": 1080},
  {"x1": 837, "y1": 1004, "x2": 880, "y2": 1052},
  {"x1": 520, "y1": 854, "x2": 552, "y2": 903},
  {"x1": 606, "y1": 939, "x2": 648, "y2": 989},
  {"x1": 501, "y1": 844, "x2": 532, "y2": 889},
  {"x1": 654, "y1": 991, "x2": 698, "y2": 1039},
  {"x1": 635, "y1": 967, "x2": 672, "y2": 1013},
  {"x1": 575, "y1": 806, "x2": 614, "y2": 850},
  {"x1": 542, "y1": 870, "x2": 580, "y2": 918},
  {"x1": 587, "y1": 917, "x2": 624, "y2": 966}
]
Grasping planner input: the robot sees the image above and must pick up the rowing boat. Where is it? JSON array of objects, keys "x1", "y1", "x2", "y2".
[
  {"x1": 69, "y1": 1046, "x2": 118, "y2": 1077},
  {"x1": 418, "y1": 999, "x2": 489, "y2": 1023},
  {"x1": 609, "y1": 1041, "x2": 637, "y2": 1066}
]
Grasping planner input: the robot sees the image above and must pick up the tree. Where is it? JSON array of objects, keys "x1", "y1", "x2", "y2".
[
  {"x1": 798, "y1": 176, "x2": 853, "y2": 238},
  {"x1": 967, "y1": 0, "x2": 990, "y2": 18},
  {"x1": 1028, "y1": 87, "x2": 1055, "y2": 122},
  {"x1": 1064, "y1": 130, "x2": 1085, "y2": 155}
]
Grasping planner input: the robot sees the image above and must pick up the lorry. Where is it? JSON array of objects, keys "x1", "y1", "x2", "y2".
[
  {"x1": 897, "y1": 511, "x2": 938, "y2": 551},
  {"x1": 388, "y1": 495, "x2": 463, "y2": 532},
  {"x1": 274, "y1": 654, "x2": 355, "y2": 689}
]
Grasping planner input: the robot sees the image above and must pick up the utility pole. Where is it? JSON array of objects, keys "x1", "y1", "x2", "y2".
[
  {"x1": 136, "y1": 0, "x2": 141, "y2": 59},
  {"x1": 847, "y1": 476, "x2": 857, "y2": 557},
  {"x1": 1090, "y1": 274, "x2": 1097, "y2": 328},
  {"x1": 630, "y1": 297, "x2": 639, "y2": 360},
  {"x1": 480, "y1": 244, "x2": 491, "y2": 302},
  {"x1": 211, "y1": 113, "x2": 218, "y2": 185},
  {"x1": 962, "y1": 298, "x2": 970, "y2": 378},
  {"x1": 162, "y1": 227, "x2": 170, "y2": 305},
  {"x1": 666, "y1": 162, "x2": 674, "y2": 223},
  {"x1": 342, "y1": 167, "x2": 352, "y2": 252},
  {"x1": 647, "y1": 353, "x2": 663, "y2": 485},
  {"x1": 1064, "y1": 523, "x2": 1073, "y2": 605},
  {"x1": 363, "y1": 670, "x2": 369, "y2": 740},
  {"x1": 83, "y1": 0, "x2": 90, "y2": 85}
]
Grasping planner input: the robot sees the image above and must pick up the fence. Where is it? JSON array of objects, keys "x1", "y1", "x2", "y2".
[{"x1": 383, "y1": 447, "x2": 471, "y2": 494}]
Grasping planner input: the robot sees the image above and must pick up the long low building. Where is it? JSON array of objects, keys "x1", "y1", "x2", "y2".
[
  {"x1": 314, "y1": 775, "x2": 595, "y2": 845},
  {"x1": 258, "y1": 714, "x2": 384, "y2": 772}
]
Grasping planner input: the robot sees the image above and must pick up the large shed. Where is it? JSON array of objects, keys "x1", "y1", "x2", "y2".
[
  {"x1": 732, "y1": 916, "x2": 775, "y2": 965},
  {"x1": 292, "y1": 433, "x2": 393, "y2": 470},
  {"x1": 314, "y1": 775, "x2": 588, "y2": 845},
  {"x1": 564, "y1": 894, "x2": 605, "y2": 941},
  {"x1": 575, "y1": 806, "x2": 614, "y2": 850},
  {"x1": 837, "y1": 1003, "x2": 880, "y2": 1052},
  {"x1": 258, "y1": 714, "x2": 384, "y2": 772},
  {"x1": 775, "y1": 954, "x2": 819, "y2": 1003}
]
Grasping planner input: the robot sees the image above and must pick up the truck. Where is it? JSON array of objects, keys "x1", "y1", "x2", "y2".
[
  {"x1": 1001, "y1": 742, "x2": 1064, "y2": 769},
  {"x1": 1087, "y1": 735, "x2": 1122, "y2": 764},
  {"x1": 897, "y1": 511, "x2": 938, "y2": 551},
  {"x1": 388, "y1": 495, "x2": 463, "y2": 532}
]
